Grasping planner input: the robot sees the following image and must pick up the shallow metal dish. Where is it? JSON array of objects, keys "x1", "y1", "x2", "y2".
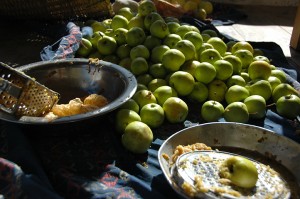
[
  {"x1": 0, "y1": 58, "x2": 137, "y2": 124},
  {"x1": 158, "y1": 122, "x2": 300, "y2": 198}
]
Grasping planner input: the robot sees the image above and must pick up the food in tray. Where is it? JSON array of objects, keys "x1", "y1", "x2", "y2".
[
  {"x1": 163, "y1": 143, "x2": 291, "y2": 198},
  {"x1": 44, "y1": 93, "x2": 108, "y2": 119}
]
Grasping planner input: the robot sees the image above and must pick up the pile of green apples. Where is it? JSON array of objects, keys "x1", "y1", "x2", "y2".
[{"x1": 75, "y1": 0, "x2": 300, "y2": 153}]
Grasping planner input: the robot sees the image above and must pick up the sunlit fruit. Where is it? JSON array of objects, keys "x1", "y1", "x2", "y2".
[
  {"x1": 97, "y1": 36, "x2": 117, "y2": 55},
  {"x1": 151, "y1": 45, "x2": 170, "y2": 63},
  {"x1": 163, "y1": 97, "x2": 189, "y2": 123},
  {"x1": 147, "y1": 78, "x2": 167, "y2": 92},
  {"x1": 150, "y1": 20, "x2": 170, "y2": 39},
  {"x1": 276, "y1": 94, "x2": 300, "y2": 119},
  {"x1": 245, "y1": 79, "x2": 272, "y2": 101},
  {"x1": 224, "y1": 102, "x2": 249, "y2": 123},
  {"x1": 162, "y1": 49, "x2": 186, "y2": 72},
  {"x1": 271, "y1": 69, "x2": 287, "y2": 83},
  {"x1": 194, "y1": 62, "x2": 216, "y2": 84},
  {"x1": 207, "y1": 37, "x2": 227, "y2": 56},
  {"x1": 138, "y1": 0, "x2": 157, "y2": 16},
  {"x1": 132, "y1": 89, "x2": 157, "y2": 108},
  {"x1": 272, "y1": 83, "x2": 300, "y2": 103},
  {"x1": 225, "y1": 85, "x2": 250, "y2": 104},
  {"x1": 111, "y1": 14, "x2": 129, "y2": 30},
  {"x1": 231, "y1": 41, "x2": 254, "y2": 54},
  {"x1": 234, "y1": 49, "x2": 253, "y2": 69},
  {"x1": 130, "y1": 44, "x2": 150, "y2": 60},
  {"x1": 163, "y1": 34, "x2": 182, "y2": 48},
  {"x1": 174, "y1": 39, "x2": 197, "y2": 61},
  {"x1": 188, "y1": 81, "x2": 209, "y2": 103},
  {"x1": 200, "y1": 48, "x2": 222, "y2": 65},
  {"x1": 183, "y1": 31, "x2": 203, "y2": 51},
  {"x1": 223, "y1": 54, "x2": 242, "y2": 75},
  {"x1": 169, "y1": 71, "x2": 195, "y2": 96},
  {"x1": 77, "y1": 38, "x2": 93, "y2": 57},
  {"x1": 115, "y1": 109, "x2": 141, "y2": 133},
  {"x1": 201, "y1": 100, "x2": 224, "y2": 122},
  {"x1": 153, "y1": 85, "x2": 178, "y2": 106},
  {"x1": 226, "y1": 75, "x2": 246, "y2": 87},
  {"x1": 126, "y1": 27, "x2": 146, "y2": 47},
  {"x1": 213, "y1": 60, "x2": 233, "y2": 81},
  {"x1": 208, "y1": 79, "x2": 228, "y2": 102},
  {"x1": 248, "y1": 60, "x2": 272, "y2": 80},
  {"x1": 120, "y1": 99, "x2": 140, "y2": 113},
  {"x1": 244, "y1": 95, "x2": 267, "y2": 119}
]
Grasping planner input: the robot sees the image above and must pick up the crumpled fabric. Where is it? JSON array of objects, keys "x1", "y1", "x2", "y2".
[{"x1": 40, "y1": 22, "x2": 82, "y2": 61}]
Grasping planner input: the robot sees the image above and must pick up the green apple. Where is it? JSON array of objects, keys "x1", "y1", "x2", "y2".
[
  {"x1": 194, "y1": 62, "x2": 216, "y2": 84},
  {"x1": 213, "y1": 60, "x2": 233, "y2": 81},
  {"x1": 91, "y1": 21, "x2": 108, "y2": 33},
  {"x1": 224, "y1": 102, "x2": 249, "y2": 123},
  {"x1": 188, "y1": 81, "x2": 208, "y2": 103},
  {"x1": 271, "y1": 69, "x2": 287, "y2": 83},
  {"x1": 136, "y1": 83, "x2": 148, "y2": 92},
  {"x1": 167, "y1": 21, "x2": 180, "y2": 34},
  {"x1": 122, "y1": 121, "x2": 153, "y2": 154},
  {"x1": 253, "y1": 55, "x2": 270, "y2": 63},
  {"x1": 115, "y1": 108, "x2": 141, "y2": 133},
  {"x1": 226, "y1": 40, "x2": 237, "y2": 52},
  {"x1": 200, "y1": 48, "x2": 222, "y2": 65},
  {"x1": 245, "y1": 79, "x2": 272, "y2": 101},
  {"x1": 149, "y1": 63, "x2": 167, "y2": 78},
  {"x1": 183, "y1": 31, "x2": 203, "y2": 51},
  {"x1": 225, "y1": 85, "x2": 250, "y2": 104},
  {"x1": 97, "y1": 35, "x2": 117, "y2": 55},
  {"x1": 268, "y1": 76, "x2": 281, "y2": 91},
  {"x1": 104, "y1": 28, "x2": 114, "y2": 37},
  {"x1": 197, "y1": 43, "x2": 213, "y2": 58},
  {"x1": 174, "y1": 39, "x2": 197, "y2": 61},
  {"x1": 116, "y1": 44, "x2": 132, "y2": 59},
  {"x1": 201, "y1": 100, "x2": 224, "y2": 122},
  {"x1": 111, "y1": 14, "x2": 129, "y2": 30},
  {"x1": 248, "y1": 60, "x2": 272, "y2": 80},
  {"x1": 102, "y1": 18, "x2": 112, "y2": 28},
  {"x1": 208, "y1": 79, "x2": 228, "y2": 102},
  {"x1": 130, "y1": 44, "x2": 150, "y2": 60},
  {"x1": 150, "y1": 20, "x2": 170, "y2": 39},
  {"x1": 126, "y1": 27, "x2": 146, "y2": 47},
  {"x1": 272, "y1": 83, "x2": 300, "y2": 103},
  {"x1": 151, "y1": 45, "x2": 170, "y2": 63},
  {"x1": 169, "y1": 71, "x2": 195, "y2": 96},
  {"x1": 219, "y1": 156, "x2": 258, "y2": 188},
  {"x1": 276, "y1": 94, "x2": 300, "y2": 119},
  {"x1": 163, "y1": 97, "x2": 188, "y2": 123},
  {"x1": 234, "y1": 49, "x2": 253, "y2": 69},
  {"x1": 120, "y1": 98, "x2": 139, "y2": 113},
  {"x1": 207, "y1": 37, "x2": 227, "y2": 56},
  {"x1": 223, "y1": 54, "x2": 242, "y2": 75},
  {"x1": 130, "y1": 57, "x2": 149, "y2": 75},
  {"x1": 90, "y1": 31, "x2": 104, "y2": 49},
  {"x1": 117, "y1": 7, "x2": 134, "y2": 21},
  {"x1": 132, "y1": 89, "x2": 157, "y2": 108},
  {"x1": 128, "y1": 14, "x2": 145, "y2": 30},
  {"x1": 163, "y1": 33, "x2": 182, "y2": 49},
  {"x1": 162, "y1": 49, "x2": 185, "y2": 72},
  {"x1": 226, "y1": 75, "x2": 246, "y2": 87},
  {"x1": 231, "y1": 41, "x2": 254, "y2": 54},
  {"x1": 138, "y1": 0, "x2": 157, "y2": 16},
  {"x1": 137, "y1": 74, "x2": 153, "y2": 86},
  {"x1": 144, "y1": 12, "x2": 163, "y2": 30},
  {"x1": 140, "y1": 103, "x2": 165, "y2": 128},
  {"x1": 77, "y1": 38, "x2": 93, "y2": 57},
  {"x1": 147, "y1": 78, "x2": 167, "y2": 92},
  {"x1": 241, "y1": 72, "x2": 251, "y2": 83},
  {"x1": 153, "y1": 85, "x2": 178, "y2": 106},
  {"x1": 113, "y1": 27, "x2": 128, "y2": 45},
  {"x1": 175, "y1": 25, "x2": 193, "y2": 38},
  {"x1": 181, "y1": 60, "x2": 200, "y2": 77},
  {"x1": 118, "y1": 57, "x2": 132, "y2": 70},
  {"x1": 164, "y1": 16, "x2": 180, "y2": 23},
  {"x1": 143, "y1": 35, "x2": 162, "y2": 50},
  {"x1": 202, "y1": 29, "x2": 218, "y2": 37},
  {"x1": 201, "y1": 33, "x2": 211, "y2": 42},
  {"x1": 244, "y1": 95, "x2": 267, "y2": 119}
]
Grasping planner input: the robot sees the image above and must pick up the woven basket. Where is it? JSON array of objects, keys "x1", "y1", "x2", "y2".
[{"x1": 0, "y1": 0, "x2": 113, "y2": 21}]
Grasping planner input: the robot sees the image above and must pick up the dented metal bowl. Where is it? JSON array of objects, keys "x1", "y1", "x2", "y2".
[{"x1": 0, "y1": 58, "x2": 137, "y2": 124}]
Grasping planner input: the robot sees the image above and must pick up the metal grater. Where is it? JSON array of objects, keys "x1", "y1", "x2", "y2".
[
  {"x1": 0, "y1": 62, "x2": 60, "y2": 117},
  {"x1": 172, "y1": 150, "x2": 291, "y2": 199}
]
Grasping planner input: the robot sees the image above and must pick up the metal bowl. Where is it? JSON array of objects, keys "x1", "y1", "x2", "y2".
[
  {"x1": 158, "y1": 122, "x2": 300, "y2": 198},
  {"x1": 0, "y1": 58, "x2": 137, "y2": 124}
]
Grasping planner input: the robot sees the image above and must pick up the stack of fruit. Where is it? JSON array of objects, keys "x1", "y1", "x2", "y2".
[{"x1": 75, "y1": 0, "x2": 300, "y2": 154}]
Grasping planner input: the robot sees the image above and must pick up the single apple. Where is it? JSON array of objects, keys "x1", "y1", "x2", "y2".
[
  {"x1": 132, "y1": 89, "x2": 157, "y2": 108},
  {"x1": 194, "y1": 62, "x2": 216, "y2": 84},
  {"x1": 163, "y1": 33, "x2": 182, "y2": 49},
  {"x1": 117, "y1": 7, "x2": 134, "y2": 21},
  {"x1": 130, "y1": 57, "x2": 149, "y2": 75},
  {"x1": 207, "y1": 37, "x2": 227, "y2": 56},
  {"x1": 91, "y1": 21, "x2": 108, "y2": 33},
  {"x1": 201, "y1": 100, "x2": 224, "y2": 122},
  {"x1": 181, "y1": 60, "x2": 200, "y2": 77},
  {"x1": 271, "y1": 69, "x2": 287, "y2": 83},
  {"x1": 175, "y1": 24, "x2": 193, "y2": 38},
  {"x1": 122, "y1": 121, "x2": 153, "y2": 154},
  {"x1": 130, "y1": 44, "x2": 150, "y2": 60},
  {"x1": 147, "y1": 78, "x2": 167, "y2": 92},
  {"x1": 163, "y1": 97, "x2": 188, "y2": 123},
  {"x1": 231, "y1": 41, "x2": 254, "y2": 54},
  {"x1": 272, "y1": 83, "x2": 300, "y2": 103},
  {"x1": 143, "y1": 35, "x2": 162, "y2": 50},
  {"x1": 126, "y1": 27, "x2": 146, "y2": 47},
  {"x1": 150, "y1": 20, "x2": 170, "y2": 39},
  {"x1": 226, "y1": 75, "x2": 246, "y2": 87},
  {"x1": 225, "y1": 85, "x2": 250, "y2": 104},
  {"x1": 248, "y1": 60, "x2": 272, "y2": 80},
  {"x1": 97, "y1": 35, "x2": 117, "y2": 55},
  {"x1": 167, "y1": 21, "x2": 181, "y2": 34},
  {"x1": 197, "y1": 43, "x2": 213, "y2": 58},
  {"x1": 213, "y1": 60, "x2": 233, "y2": 81},
  {"x1": 120, "y1": 98, "x2": 140, "y2": 113},
  {"x1": 234, "y1": 49, "x2": 253, "y2": 69},
  {"x1": 113, "y1": 27, "x2": 128, "y2": 45},
  {"x1": 268, "y1": 76, "x2": 281, "y2": 91},
  {"x1": 169, "y1": 71, "x2": 195, "y2": 96},
  {"x1": 245, "y1": 79, "x2": 272, "y2": 101},
  {"x1": 187, "y1": 81, "x2": 209, "y2": 103},
  {"x1": 276, "y1": 94, "x2": 300, "y2": 119},
  {"x1": 128, "y1": 14, "x2": 145, "y2": 30},
  {"x1": 115, "y1": 108, "x2": 141, "y2": 133},
  {"x1": 200, "y1": 48, "x2": 222, "y2": 65},
  {"x1": 138, "y1": 0, "x2": 157, "y2": 16},
  {"x1": 223, "y1": 54, "x2": 242, "y2": 75},
  {"x1": 161, "y1": 49, "x2": 186, "y2": 72},
  {"x1": 151, "y1": 45, "x2": 170, "y2": 63},
  {"x1": 111, "y1": 14, "x2": 129, "y2": 30},
  {"x1": 116, "y1": 44, "x2": 132, "y2": 59},
  {"x1": 208, "y1": 79, "x2": 228, "y2": 102},
  {"x1": 219, "y1": 156, "x2": 258, "y2": 188},
  {"x1": 253, "y1": 55, "x2": 270, "y2": 63},
  {"x1": 149, "y1": 63, "x2": 167, "y2": 79},
  {"x1": 77, "y1": 38, "x2": 93, "y2": 57},
  {"x1": 153, "y1": 85, "x2": 178, "y2": 106},
  {"x1": 224, "y1": 102, "x2": 249, "y2": 123},
  {"x1": 144, "y1": 12, "x2": 163, "y2": 30},
  {"x1": 244, "y1": 95, "x2": 267, "y2": 119},
  {"x1": 174, "y1": 39, "x2": 197, "y2": 61},
  {"x1": 140, "y1": 103, "x2": 165, "y2": 128},
  {"x1": 183, "y1": 31, "x2": 203, "y2": 51}
]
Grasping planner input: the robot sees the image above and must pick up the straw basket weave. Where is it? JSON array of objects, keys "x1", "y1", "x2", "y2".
[{"x1": 0, "y1": 0, "x2": 113, "y2": 20}]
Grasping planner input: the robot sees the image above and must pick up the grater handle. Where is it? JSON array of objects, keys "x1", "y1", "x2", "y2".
[{"x1": 0, "y1": 77, "x2": 22, "y2": 98}]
